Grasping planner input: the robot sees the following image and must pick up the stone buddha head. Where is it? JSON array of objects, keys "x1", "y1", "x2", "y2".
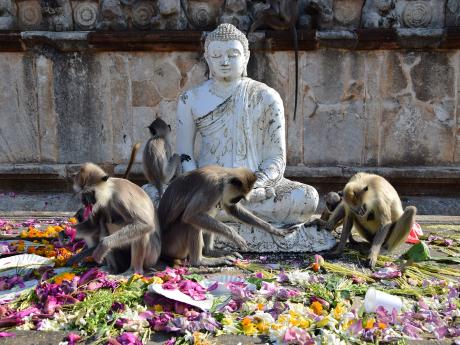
[{"x1": 204, "y1": 23, "x2": 250, "y2": 81}]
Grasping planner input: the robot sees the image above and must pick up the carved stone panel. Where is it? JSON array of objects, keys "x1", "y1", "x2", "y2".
[
  {"x1": 0, "y1": 0, "x2": 17, "y2": 30},
  {"x1": 96, "y1": 0, "x2": 127, "y2": 30},
  {"x1": 72, "y1": 1, "x2": 98, "y2": 30},
  {"x1": 17, "y1": 0, "x2": 43, "y2": 30},
  {"x1": 41, "y1": 0, "x2": 73, "y2": 31},
  {"x1": 361, "y1": 0, "x2": 399, "y2": 28},
  {"x1": 181, "y1": 0, "x2": 224, "y2": 30},
  {"x1": 446, "y1": 0, "x2": 460, "y2": 26},
  {"x1": 131, "y1": 0, "x2": 154, "y2": 29},
  {"x1": 395, "y1": 0, "x2": 445, "y2": 28},
  {"x1": 220, "y1": 0, "x2": 250, "y2": 32},
  {"x1": 310, "y1": 0, "x2": 364, "y2": 30}
]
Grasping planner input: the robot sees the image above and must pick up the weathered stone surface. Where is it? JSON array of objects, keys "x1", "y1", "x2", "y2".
[
  {"x1": 379, "y1": 51, "x2": 456, "y2": 165},
  {"x1": 53, "y1": 53, "x2": 112, "y2": 163},
  {"x1": 132, "y1": 80, "x2": 161, "y2": 107},
  {"x1": 36, "y1": 55, "x2": 58, "y2": 163},
  {"x1": 0, "y1": 54, "x2": 40, "y2": 163},
  {"x1": 152, "y1": 61, "x2": 182, "y2": 100},
  {"x1": 396, "y1": 0, "x2": 445, "y2": 29}
]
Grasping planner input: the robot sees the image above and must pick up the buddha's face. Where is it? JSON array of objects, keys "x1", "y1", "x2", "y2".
[{"x1": 205, "y1": 40, "x2": 248, "y2": 82}]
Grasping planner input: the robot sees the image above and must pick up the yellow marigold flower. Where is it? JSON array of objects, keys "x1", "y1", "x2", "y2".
[
  {"x1": 277, "y1": 315, "x2": 288, "y2": 324},
  {"x1": 289, "y1": 310, "x2": 300, "y2": 318},
  {"x1": 343, "y1": 319, "x2": 354, "y2": 330},
  {"x1": 242, "y1": 323, "x2": 257, "y2": 336},
  {"x1": 364, "y1": 318, "x2": 375, "y2": 329},
  {"x1": 221, "y1": 317, "x2": 233, "y2": 326},
  {"x1": 54, "y1": 272, "x2": 76, "y2": 285},
  {"x1": 151, "y1": 276, "x2": 163, "y2": 284},
  {"x1": 20, "y1": 230, "x2": 27, "y2": 238},
  {"x1": 257, "y1": 303, "x2": 264, "y2": 311},
  {"x1": 298, "y1": 318, "x2": 310, "y2": 329},
  {"x1": 68, "y1": 217, "x2": 77, "y2": 224},
  {"x1": 256, "y1": 321, "x2": 268, "y2": 334},
  {"x1": 310, "y1": 301, "x2": 323, "y2": 315},
  {"x1": 153, "y1": 304, "x2": 163, "y2": 312},
  {"x1": 241, "y1": 317, "x2": 252, "y2": 327},
  {"x1": 316, "y1": 316, "x2": 331, "y2": 328},
  {"x1": 333, "y1": 303, "x2": 346, "y2": 319}
]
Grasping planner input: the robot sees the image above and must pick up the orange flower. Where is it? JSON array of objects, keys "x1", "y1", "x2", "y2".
[
  {"x1": 310, "y1": 301, "x2": 323, "y2": 315},
  {"x1": 257, "y1": 303, "x2": 264, "y2": 311},
  {"x1": 241, "y1": 316, "x2": 252, "y2": 327},
  {"x1": 68, "y1": 217, "x2": 77, "y2": 224},
  {"x1": 378, "y1": 322, "x2": 387, "y2": 329},
  {"x1": 364, "y1": 318, "x2": 375, "y2": 329},
  {"x1": 54, "y1": 272, "x2": 76, "y2": 284},
  {"x1": 311, "y1": 263, "x2": 320, "y2": 272}
]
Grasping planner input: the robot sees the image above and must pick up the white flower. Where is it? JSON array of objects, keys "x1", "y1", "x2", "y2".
[
  {"x1": 37, "y1": 318, "x2": 62, "y2": 331},
  {"x1": 253, "y1": 311, "x2": 275, "y2": 324},
  {"x1": 286, "y1": 270, "x2": 310, "y2": 286}
]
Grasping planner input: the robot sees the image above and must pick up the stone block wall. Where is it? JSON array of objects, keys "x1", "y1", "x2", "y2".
[{"x1": 0, "y1": 48, "x2": 458, "y2": 169}]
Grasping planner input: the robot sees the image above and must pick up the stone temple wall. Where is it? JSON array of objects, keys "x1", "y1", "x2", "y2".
[{"x1": 1, "y1": 0, "x2": 460, "y2": 194}]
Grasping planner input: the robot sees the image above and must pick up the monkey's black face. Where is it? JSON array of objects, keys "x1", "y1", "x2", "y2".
[{"x1": 81, "y1": 190, "x2": 96, "y2": 206}]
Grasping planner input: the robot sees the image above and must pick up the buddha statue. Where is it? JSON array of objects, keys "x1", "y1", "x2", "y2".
[{"x1": 175, "y1": 23, "x2": 319, "y2": 225}]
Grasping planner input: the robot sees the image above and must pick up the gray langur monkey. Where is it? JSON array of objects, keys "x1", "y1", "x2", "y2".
[
  {"x1": 324, "y1": 172, "x2": 417, "y2": 268},
  {"x1": 142, "y1": 117, "x2": 191, "y2": 198},
  {"x1": 72, "y1": 162, "x2": 161, "y2": 274},
  {"x1": 158, "y1": 165, "x2": 297, "y2": 266}
]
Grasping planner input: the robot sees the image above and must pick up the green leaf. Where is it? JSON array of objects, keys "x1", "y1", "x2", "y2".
[
  {"x1": 183, "y1": 273, "x2": 204, "y2": 282},
  {"x1": 402, "y1": 241, "x2": 431, "y2": 262}
]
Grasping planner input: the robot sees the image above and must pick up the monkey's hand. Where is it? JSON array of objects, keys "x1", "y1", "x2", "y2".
[
  {"x1": 180, "y1": 154, "x2": 191, "y2": 162},
  {"x1": 92, "y1": 240, "x2": 110, "y2": 264},
  {"x1": 232, "y1": 233, "x2": 249, "y2": 252},
  {"x1": 269, "y1": 225, "x2": 297, "y2": 237},
  {"x1": 367, "y1": 254, "x2": 378, "y2": 270}
]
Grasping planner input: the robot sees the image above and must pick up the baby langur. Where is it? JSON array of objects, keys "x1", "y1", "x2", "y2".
[
  {"x1": 325, "y1": 172, "x2": 416, "y2": 268},
  {"x1": 72, "y1": 162, "x2": 161, "y2": 274},
  {"x1": 143, "y1": 117, "x2": 191, "y2": 198},
  {"x1": 158, "y1": 165, "x2": 296, "y2": 266}
]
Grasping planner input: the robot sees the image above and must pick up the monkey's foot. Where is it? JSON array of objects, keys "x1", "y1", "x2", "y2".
[
  {"x1": 204, "y1": 249, "x2": 243, "y2": 260},
  {"x1": 192, "y1": 256, "x2": 237, "y2": 266}
]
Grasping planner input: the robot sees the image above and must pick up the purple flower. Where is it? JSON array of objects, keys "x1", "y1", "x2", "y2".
[
  {"x1": 65, "y1": 332, "x2": 81, "y2": 345},
  {"x1": 44, "y1": 296, "x2": 58, "y2": 314},
  {"x1": 0, "y1": 332, "x2": 15, "y2": 338},
  {"x1": 116, "y1": 332, "x2": 143, "y2": 345},
  {"x1": 260, "y1": 282, "x2": 276, "y2": 298},
  {"x1": 178, "y1": 280, "x2": 207, "y2": 301},
  {"x1": 115, "y1": 318, "x2": 128, "y2": 329},
  {"x1": 165, "y1": 337, "x2": 176, "y2": 345},
  {"x1": 277, "y1": 271, "x2": 289, "y2": 283},
  {"x1": 111, "y1": 302, "x2": 125, "y2": 313},
  {"x1": 149, "y1": 313, "x2": 174, "y2": 331}
]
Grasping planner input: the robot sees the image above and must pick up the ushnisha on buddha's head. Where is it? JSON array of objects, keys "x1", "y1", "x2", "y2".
[{"x1": 204, "y1": 23, "x2": 250, "y2": 82}]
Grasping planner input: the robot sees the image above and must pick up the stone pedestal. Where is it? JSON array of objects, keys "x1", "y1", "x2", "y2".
[{"x1": 215, "y1": 222, "x2": 336, "y2": 253}]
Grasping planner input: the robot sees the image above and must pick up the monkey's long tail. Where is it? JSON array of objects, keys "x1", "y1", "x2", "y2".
[
  {"x1": 292, "y1": 25, "x2": 298, "y2": 121},
  {"x1": 124, "y1": 142, "x2": 141, "y2": 179}
]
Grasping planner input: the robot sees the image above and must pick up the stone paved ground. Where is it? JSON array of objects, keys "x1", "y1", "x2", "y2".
[{"x1": 0, "y1": 213, "x2": 459, "y2": 345}]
